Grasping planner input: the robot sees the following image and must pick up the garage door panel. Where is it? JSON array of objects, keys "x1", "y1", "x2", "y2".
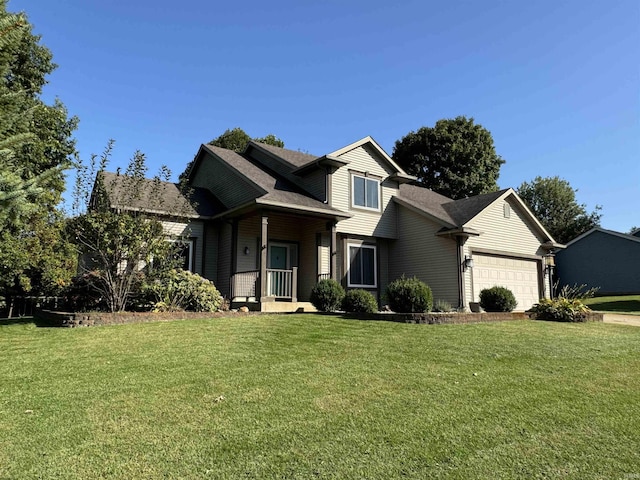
[{"x1": 473, "y1": 254, "x2": 541, "y2": 311}]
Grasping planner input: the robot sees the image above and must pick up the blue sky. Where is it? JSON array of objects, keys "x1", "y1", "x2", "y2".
[{"x1": 10, "y1": 0, "x2": 639, "y2": 232}]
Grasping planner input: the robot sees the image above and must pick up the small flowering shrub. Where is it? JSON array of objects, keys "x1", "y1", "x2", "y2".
[{"x1": 144, "y1": 269, "x2": 222, "y2": 312}]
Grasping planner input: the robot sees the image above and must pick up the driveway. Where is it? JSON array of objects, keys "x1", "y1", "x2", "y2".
[{"x1": 602, "y1": 313, "x2": 640, "y2": 327}]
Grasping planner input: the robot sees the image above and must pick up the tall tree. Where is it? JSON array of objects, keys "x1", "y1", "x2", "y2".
[
  {"x1": 0, "y1": 2, "x2": 78, "y2": 313},
  {"x1": 180, "y1": 128, "x2": 285, "y2": 180},
  {"x1": 517, "y1": 176, "x2": 602, "y2": 244},
  {"x1": 392, "y1": 116, "x2": 505, "y2": 200}
]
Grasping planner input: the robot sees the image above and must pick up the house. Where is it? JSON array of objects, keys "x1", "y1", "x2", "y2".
[
  {"x1": 555, "y1": 227, "x2": 640, "y2": 295},
  {"x1": 101, "y1": 136, "x2": 560, "y2": 312}
]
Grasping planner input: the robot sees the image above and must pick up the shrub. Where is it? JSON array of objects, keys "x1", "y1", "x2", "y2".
[
  {"x1": 556, "y1": 283, "x2": 600, "y2": 300},
  {"x1": 386, "y1": 276, "x2": 433, "y2": 313},
  {"x1": 310, "y1": 279, "x2": 345, "y2": 312},
  {"x1": 529, "y1": 297, "x2": 590, "y2": 322},
  {"x1": 342, "y1": 289, "x2": 378, "y2": 314},
  {"x1": 433, "y1": 299, "x2": 454, "y2": 313},
  {"x1": 62, "y1": 272, "x2": 108, "y2": 312},
  {"x1": 143, "y1": 269, "x2": 222, "y2": 312},
  {"x1": 479, "y1": 286, "x2": 517, "y2": 312}
]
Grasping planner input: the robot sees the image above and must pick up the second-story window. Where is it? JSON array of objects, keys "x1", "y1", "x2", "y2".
[{"x1": 352, "y1": 174, "x2": 380, "y2": 210}]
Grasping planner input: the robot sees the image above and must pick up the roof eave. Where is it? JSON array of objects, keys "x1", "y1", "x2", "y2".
[{"x1": 292, "y1": 155, "x2": 350, "y2": 176}]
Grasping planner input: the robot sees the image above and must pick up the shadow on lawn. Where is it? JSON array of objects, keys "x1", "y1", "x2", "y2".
[
  {"x1": 587, "y1": 299, "x2": 640, "y2": 313},
  {"x1": 0, "y1": 316, "x2": 57, "y2": 328}
]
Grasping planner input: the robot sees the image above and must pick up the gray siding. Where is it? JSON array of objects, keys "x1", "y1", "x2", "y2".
[
  {"x1": 203, "y1": 222, "x2": 219, "y2": 283},
  {"x1": 191, "y1": 152, "x2": 261, "y2": 208},
  {"x1": 300, "y1": 169, "x2": 327, "y2": 202},
  {"x1": 389, "y1": 206, "x2": 460, "y2": 307},
  {"x1": 217, "y1": 222, "x2": 233, "y2": 298},
  {"x1": 332, "y1": 145, "x2": 399, "y2": 239},
  {"x1": 556, "y1": 231, "x2": 640, "y2": 294}
]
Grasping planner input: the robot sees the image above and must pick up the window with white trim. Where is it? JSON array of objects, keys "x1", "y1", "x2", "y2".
[
  {"x1": 351, "y1": 174, "x2": 380, "y2": 210},
  {"x1": 347, "y1": 243, "x2": 377, "y2": 288}
]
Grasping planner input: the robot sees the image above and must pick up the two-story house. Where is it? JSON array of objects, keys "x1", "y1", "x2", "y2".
[{"x1": 101, "y1": 136, "x2": 560, "y2": 312}]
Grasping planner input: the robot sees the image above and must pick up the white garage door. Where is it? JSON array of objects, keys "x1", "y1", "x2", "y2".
[{"x1": 472, "y1": 255, "x2": 541, "y2": 311}]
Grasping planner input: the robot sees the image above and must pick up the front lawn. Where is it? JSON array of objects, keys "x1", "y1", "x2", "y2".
[
  {"x1": 584, "y1": 294, "x2": 640, "y2": 315},
  {"x1": 1, "y1": 315, "x2": 638, "y2": 479}
]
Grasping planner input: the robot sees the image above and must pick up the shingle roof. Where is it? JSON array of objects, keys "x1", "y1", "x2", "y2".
[
  {"x1": 99, "y1": 171, "x2": 223, "y2": 218},
  {"x1": 248, "y1": 141, "x2": 318, "y2": 168},
  {"x1": 443, "y1": 189, "x2": 510, "y2": 225},
  {"x1": 397, "y1": 184, "x2": 511, "y2": 227},
  {"x1": 201, "y1": 144, "x2": 349, "y2": 218}
]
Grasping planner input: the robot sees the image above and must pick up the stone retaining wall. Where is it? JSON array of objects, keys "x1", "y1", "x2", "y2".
[
  {"x1": 35, "y1": 309, "x2": 605, "y2": 328},
  {"x1": 342, "y1": 311, "x2": 604, "y2": 324},
  {"x1": 35, "y1": 309, "x2": 251, "y2": 327}
]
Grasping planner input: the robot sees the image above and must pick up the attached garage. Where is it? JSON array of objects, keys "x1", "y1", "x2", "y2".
[{"x1": 472, "y1": 254, "x2": 542, "y2": 311}]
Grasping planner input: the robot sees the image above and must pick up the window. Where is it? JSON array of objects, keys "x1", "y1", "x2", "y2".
[
  {"x1": 347, "y1": 243, "x2": 376, "y2": 287},
  {"x1": 352, "y1": 174, "x2": 380, "y2": 210},
  {"x1": 174, "y1": 239, "x2": 194, "y2": 271},
  {"x1": 161, "y1": 238, "x2": 194, "y2": 271}
]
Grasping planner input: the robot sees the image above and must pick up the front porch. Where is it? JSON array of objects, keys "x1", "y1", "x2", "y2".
[{"x1": 226, "y1": 212, "x2": 339, "y2": 312}]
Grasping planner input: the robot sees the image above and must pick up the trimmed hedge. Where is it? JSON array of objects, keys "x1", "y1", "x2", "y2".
[
  {"x1": 479, "y1": 286, "x2": 517, "y2": 312},
  {"x1": 310, "y1": 279, "x2": 345, "y2": 312},
  {"x1": 342, "y1": 289, "x2": 378, "y2": 314},
  {"x1": 386, "y1": 276, "x2": 433, "y2": 313}
]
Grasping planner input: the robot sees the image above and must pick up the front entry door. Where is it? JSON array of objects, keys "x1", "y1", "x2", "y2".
[
  {"x1": 268, "y1": 244, "x2": 289, "y2": 297},
  {"x1": 269, "y1": 245, "x2": 289, "y2": 270}
]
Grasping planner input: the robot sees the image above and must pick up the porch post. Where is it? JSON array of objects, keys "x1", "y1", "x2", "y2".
[
  {"x1": 259, "y1": 216, "x2": 268, "y2": 301},
  {"x1": 330, "y1": 222, "x2": 337, "y2": 281},
  {"x1": 291, "y1": 267, "x2": 298, "y2": 302}
]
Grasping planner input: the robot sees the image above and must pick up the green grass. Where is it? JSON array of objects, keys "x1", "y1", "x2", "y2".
[
  {"x1": 1, "y1": 315, "x2": 639, "y2": 479},
  {"x1": 584, "y1": 294, "x2": 640, "y2": 314}
]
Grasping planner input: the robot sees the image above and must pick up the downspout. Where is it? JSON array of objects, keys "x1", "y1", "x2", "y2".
[{"x1": 457, "y1": 236, "x2": 466, "y2": 310}]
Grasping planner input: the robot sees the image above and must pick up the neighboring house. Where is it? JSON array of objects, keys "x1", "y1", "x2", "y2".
[
  {"x1": 100, "y1": 136, "x2": 560, "y2": 312},
  {"x1": 555, "y1": 227, "x2": 640, "y2": 295}
]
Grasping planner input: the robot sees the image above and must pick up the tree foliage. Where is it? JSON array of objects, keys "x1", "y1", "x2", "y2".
[
  {"x1": 517, "y1": 176, "x2": 601, "y2": 244},
  {"x1": 180, "y1": 128, "x2": 285, "y2": 181},
  {"x1": 70, "y1": 141, "x2": 194, "y2": 312},
  {"x1": 0, "y1": 3, "x2": 78, "y2": 311},
  {"x1": 392, "y1": 116, "x2": 505, "y2": 200}
]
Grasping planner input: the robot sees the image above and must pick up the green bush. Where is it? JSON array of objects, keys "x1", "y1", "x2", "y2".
[
  {"x1": 386, "y1": 276, "x2": 433, "y2": 313},
  {"x1": 433, "y1": 299, "x2": 454, "y2": 313},
  {"x1": 342, "y1": 289, "x2": 378, "y2": 314},
  {"x1": 529, "y1": 297, "x2": 590, "y2": 322},
  {"x1": 479, "y1": 286, "x2": 517, "y2": 312},
  {"x1": 310, "y1": 279, "x2": 345, "y2": 312},
  {"x1": 144, "y1": 269, "x2": 222, "y2": 312}
]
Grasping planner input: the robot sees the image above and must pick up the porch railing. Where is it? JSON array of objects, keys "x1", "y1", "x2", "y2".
[
  {"x1": 231, "y1": 270, "x2": 258, "y2": 299},
  {"x1": 267, "y1": 268, "x2": 294, "y2": 298},
  {"x1": 231, "y1": 267, "x2": 298, "y2": 300},
  {"x1": 317, "y1": 273, "x2": 331, "y2": 282}
]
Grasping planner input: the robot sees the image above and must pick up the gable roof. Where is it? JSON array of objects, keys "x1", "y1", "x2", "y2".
[
  {"x1": 199, "y1": 144, "x2": 351, "y2": 220},
  {"x1": 98, "y1": 171, "x2": 223, "y2": 218},
  {"x1": 564, "y1": 227, "x2": 640, "y2": 247},
  {"x1": 395, "y1": 184, "x2": 557, "y2": 243},
  {"x1": 328, "y1": 136, "x2": 415, "y2": 182}
]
